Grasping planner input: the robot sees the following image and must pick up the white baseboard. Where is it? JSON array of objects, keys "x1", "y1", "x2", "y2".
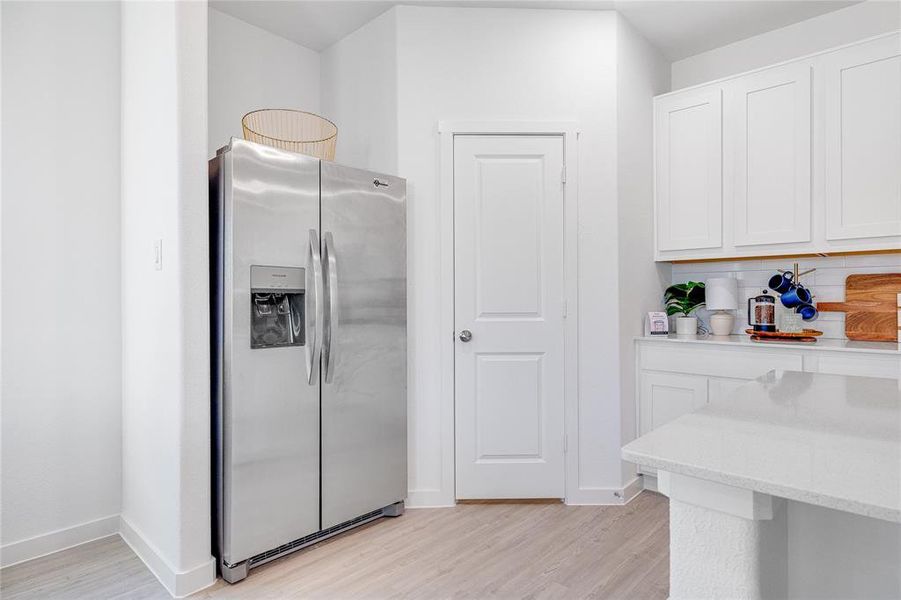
[
  {"x1": 119, "y1": 516, "x2": 216, "y2": 598},
  {"x1": 621, "y1": 476, "x2": 645, "y2": 503},
  {"x1": 0, "y1": 514, "x2": 119, "y2": 568},
  {"x1": 406, "y1": 489, "x2": 456, "y2": 508}
]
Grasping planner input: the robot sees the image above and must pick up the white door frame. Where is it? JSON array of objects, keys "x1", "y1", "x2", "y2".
[{"x1": 438, "y1": 121, "x2": 580, "y2": 504}]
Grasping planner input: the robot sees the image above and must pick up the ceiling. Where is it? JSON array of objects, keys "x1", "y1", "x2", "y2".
[{"x1": 210, "y1": 0, "x2": 861, "y2": 61}]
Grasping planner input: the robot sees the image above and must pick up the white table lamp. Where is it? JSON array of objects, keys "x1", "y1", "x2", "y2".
[{"x1": 706, "y1": 277, "x2": 739, "y2": 336}]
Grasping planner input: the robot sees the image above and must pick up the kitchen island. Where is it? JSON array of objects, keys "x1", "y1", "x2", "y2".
[{"x1": 623, "y1": 370, "x2": 901, "y2": 599}]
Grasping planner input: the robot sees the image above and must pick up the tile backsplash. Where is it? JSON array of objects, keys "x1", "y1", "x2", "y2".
[{"x1": 670, "y1": 253, "x2": 901, "y2": 339}]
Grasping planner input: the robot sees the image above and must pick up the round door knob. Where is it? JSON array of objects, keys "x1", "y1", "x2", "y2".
[{"x1": 459, "y1": 330, "x2": 473, "y2": 342}]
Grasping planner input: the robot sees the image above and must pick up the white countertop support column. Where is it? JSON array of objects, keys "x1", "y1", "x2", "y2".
[{"x1": 660, "y1": 471, "x2": 788, "y2": 600}]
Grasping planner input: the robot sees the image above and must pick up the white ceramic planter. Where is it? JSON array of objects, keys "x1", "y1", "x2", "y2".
[{"x1": 675, "y1": 316, "x2": 698, "y2": 336}]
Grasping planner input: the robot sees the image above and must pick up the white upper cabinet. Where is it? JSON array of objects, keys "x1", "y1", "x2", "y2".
[
  {"x1": 654, "y1": 32, "x2": 901, "y2": 261},
  {"x1": 655, "y1": 86, "x2": 723, "y2": 252},
  {"x1": 728, "y1": 62, "x2": 812, "y2": 247},
  {"x1": 822, "y1": 35, "x2": 901, "y2": 241}
]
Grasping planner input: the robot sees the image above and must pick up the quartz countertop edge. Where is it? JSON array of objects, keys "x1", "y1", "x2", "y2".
[
  {"x1": 634, "y1": 333, "x2": 900, "y2": 355},
  {"x1": 622, "y1": 446, "x2": 901, "y2": 524},
  {"x1": 623, "y1": 370, "x2": 901, "y2": 524}
]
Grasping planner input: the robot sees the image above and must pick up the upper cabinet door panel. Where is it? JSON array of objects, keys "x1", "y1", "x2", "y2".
[
  {"x1": 823, "y1": 34, "x2": 901, "y2": 241},
  {"x1": 730, "y1": 62, "x2": 812, "y2": 247},
  {"x1": 655, "y1": 87, "x2": 724, "y2": 252}
]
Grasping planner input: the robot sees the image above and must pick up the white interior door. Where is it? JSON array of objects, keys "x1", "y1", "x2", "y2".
[{"x1": 453, "y1": 134, "x2": 565, "y2": 500}]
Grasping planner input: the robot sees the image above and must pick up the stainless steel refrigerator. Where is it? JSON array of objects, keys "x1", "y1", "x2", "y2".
[{"x1": 209, "y1": 139, "x2": 407, "y2": 583}]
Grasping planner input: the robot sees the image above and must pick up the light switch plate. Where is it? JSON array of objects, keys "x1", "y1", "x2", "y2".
[{"x1": 153, "y1": 239, "x2": 163, "y2": 271}]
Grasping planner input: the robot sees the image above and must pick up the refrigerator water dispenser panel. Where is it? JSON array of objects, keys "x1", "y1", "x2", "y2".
[{"x1": 250, "y1": 265, "x2": 305, "y2": 349}]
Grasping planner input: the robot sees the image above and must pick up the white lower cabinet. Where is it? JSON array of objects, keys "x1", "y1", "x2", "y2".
[
  {"x1": 708, "y1": 376, "x2": 750, "y2": 404},
  {"x1": 635, "y1": 339, "x2": 898, "y2": 480},
  {"x1": 639, "y1": 372, "x2": 708, "y2": 436}
]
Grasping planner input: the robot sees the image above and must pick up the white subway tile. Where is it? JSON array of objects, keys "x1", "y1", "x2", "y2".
[
  {"x1": 670, "y1": 272, "x2": 707, "y2": 283},
  {"x1": 815, "y1": 266, "x2": 898, "y2": 285},
  {"x1": 735, "y1": 272, "x2": 771, "y2": 289},
  {"x1": 810, "y1": 285, "x2": 845, "y2": 302},
  {"x1": 812, "y1": 319, "x2": 846, "y2": 339},
  {"x1": 671, "y1": 263, "x2": 701, "y2": 275},
  {"x1": 696, "y1": 261, "x2": 758, "y2": 273},
  {"x1": 843, "y1": 253, "x2": 901, "y2": 268},
  {"x1": 758, "y1": 256, "x2": 843, "y2": 271}
]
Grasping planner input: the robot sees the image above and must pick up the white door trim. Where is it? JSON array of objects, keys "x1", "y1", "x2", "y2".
[{"x1": 438, "y1": 120, "x2": 580, "y2": 505}]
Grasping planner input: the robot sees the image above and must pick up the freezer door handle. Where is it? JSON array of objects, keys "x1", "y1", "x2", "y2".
[
  {"x1": 306, "y1": 229, "x2": 324, "y2": 385},
  {"x1": 323, "y1": 232, "x2": 339, "y2": 384}
]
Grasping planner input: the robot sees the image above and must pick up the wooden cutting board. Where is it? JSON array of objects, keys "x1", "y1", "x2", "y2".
[{"x1": 817, "y1": 274, "x2": 901, "y2": 342}]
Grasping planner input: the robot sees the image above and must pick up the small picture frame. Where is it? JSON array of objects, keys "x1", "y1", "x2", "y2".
[{"x1": 647, "y1": 311, "x2": 669, "y2": 336}]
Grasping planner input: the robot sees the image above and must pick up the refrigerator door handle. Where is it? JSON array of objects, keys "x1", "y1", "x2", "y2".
[
  {"x1": 323, "y1": 232, "x2": 339, "y2": 384},
  {"x1": 306, "y1": 229, "x2": 324, "y2": 385}
]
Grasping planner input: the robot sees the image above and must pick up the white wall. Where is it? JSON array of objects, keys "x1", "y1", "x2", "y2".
[
  {"x1": 0, "y1": 1, "x2": 122, "y2": 566},
  {"x1": 320, "y1": 9, "x2": 398, "y2": 175},
  {"x1": 672, "y1": 0, "x2": 901, "y2": 89},
  {"x1": 120, "y1": 1, "x2": 214, "y2": 596},
  {"x1": 393, "y1": 6, "x2": 622, "y2": 505},
  {"x1": 614, "y1": 15, "x2": 671, "y2": 483},
  {"x1": 320, "y1": 6, "x2": 664, "y2": 506},
  {"x1": 208, "y1": 8, "x2": 320, "y2": 156}
]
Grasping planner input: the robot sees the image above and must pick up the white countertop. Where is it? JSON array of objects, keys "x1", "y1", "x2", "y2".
[
  {"x1": 635, "y1": 333, "x2": 900, "y2": 355},
  {"x1": 622, "y1": 370, "x2": 901, "y2": 523}
]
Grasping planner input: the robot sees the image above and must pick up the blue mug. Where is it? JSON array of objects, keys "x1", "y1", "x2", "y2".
[
  {"x1": 797, "y1": 302, "x2": 818, "y2": 321},
  {"x1": 768, "y1": 272, "x2": 794, "y2": 294},
  {"x1": 781, "y1": 284, "x2": 812, "y2": 308}
]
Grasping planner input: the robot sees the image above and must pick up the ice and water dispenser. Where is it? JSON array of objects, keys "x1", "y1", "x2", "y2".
[{"x1": 250, "y1": 265, "x2": 305, "y2": 349}]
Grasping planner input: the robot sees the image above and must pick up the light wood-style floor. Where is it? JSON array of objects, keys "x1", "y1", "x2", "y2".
[{"x1": 1, "y1": 492, "x2": 669, "y2": 599}]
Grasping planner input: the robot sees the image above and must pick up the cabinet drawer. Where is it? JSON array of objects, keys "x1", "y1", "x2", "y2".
[
  {"x1": 640, "y1": 344, "x2": 802, "y2": 379},
  {"x1": 817, "y1": 354, "x2": 900, "y2": 379}
]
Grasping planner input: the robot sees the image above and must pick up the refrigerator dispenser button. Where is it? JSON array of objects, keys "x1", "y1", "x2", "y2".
[{"x1": 254, "y1": 295, "x2": 273, "y2": 316}]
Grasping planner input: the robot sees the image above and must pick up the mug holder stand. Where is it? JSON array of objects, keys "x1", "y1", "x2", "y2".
[{"x1": 775, "y1": 262, "x2": 817, "y2": 321}]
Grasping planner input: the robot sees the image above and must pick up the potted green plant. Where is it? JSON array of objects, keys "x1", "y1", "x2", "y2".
[{"x1": 664, "y1": 281, "x2": 706, "y2": 335}]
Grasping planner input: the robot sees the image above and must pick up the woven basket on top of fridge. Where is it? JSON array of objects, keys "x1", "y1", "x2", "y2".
[{"x1": 242, "y1": 109, "x2": 338, "y2": 160}]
